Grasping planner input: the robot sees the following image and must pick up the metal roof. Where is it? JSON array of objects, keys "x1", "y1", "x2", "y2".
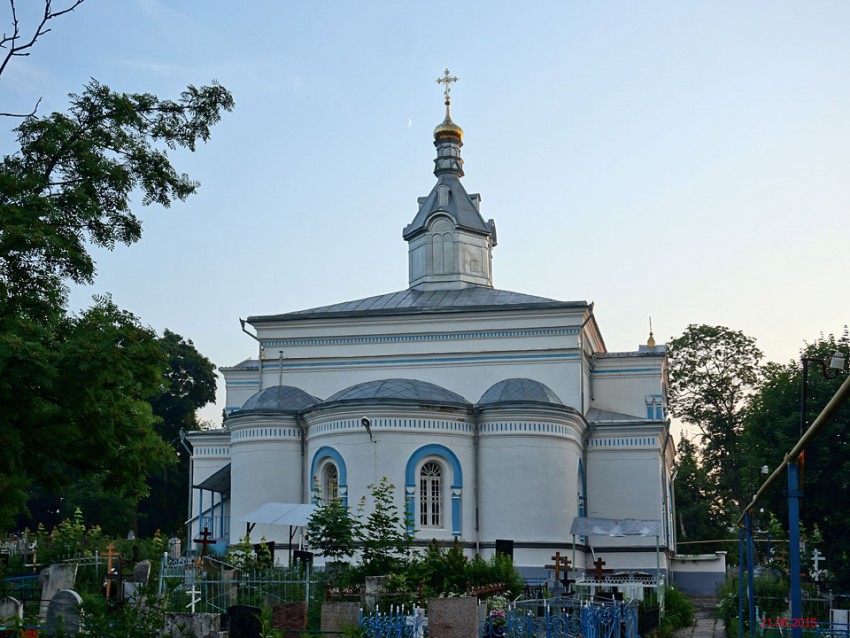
[
  {"x1": 238, "y1": 503, "x2": 317, "y2": 527},
  {"x1": 478, "y1": 378, "x2": 565, "y2": 406},
  {"x1": 249, "y1": 287, "x2": 587, "y2": 323},
  {"x1": 402, "y1": 174, "x2": 492, "y2": 240},
  {"x1": 569, "y1": 517, "x2": 661, "y2": 537},
  {"x1": 194, "y1": 464, "x2": 231, "y2": 494},
  {"x1": 324, "y1": 378, "x2": 470, "y2": 406},
  {"x1": 237, "y1": 385, "x2": 322, "y2": 413}
]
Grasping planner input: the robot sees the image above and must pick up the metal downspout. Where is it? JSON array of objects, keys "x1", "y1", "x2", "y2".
[
  {"x1": 473, "y1": 406, "x2": 481, "y2": 558},
  {"x1": 240, "y1": 318, "x2": 264, "y2": 392}
]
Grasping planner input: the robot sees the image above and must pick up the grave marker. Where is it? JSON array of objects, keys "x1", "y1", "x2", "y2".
[
  {"x1": 38, "y1": 564, "x2": 77, "y2": 625},
  {"x1": 45, "y1": 589, "x2": 82, "y2": 636},
  {"x1": 0, "y1": 596, "x2": 23, "y2": 628},
  {"x1": 226, "y1": 604, "x2": 262, "y2": 638},
  {"x1": 590, "y1": 557, "x2": 613, "y2": 581},
  {"x1": 193, "y1": 527, "x2": 216, "y2": 556}
]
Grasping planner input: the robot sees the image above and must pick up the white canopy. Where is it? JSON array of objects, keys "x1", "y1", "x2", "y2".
[
  {"x1": 238, "y1": 502, "x2": 317, "y2": 527},
  {"x1": 569, "y1": 517, "x2": 661, "y2": 537}
]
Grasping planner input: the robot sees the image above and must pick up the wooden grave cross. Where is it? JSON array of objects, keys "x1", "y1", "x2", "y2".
[
  {"x1": 544, "y1": 551, "x2": 571, "y2": 583},
  {"x1": 194, "y1": 527, "x2": 217, "y2": 556},
  {"x1": 590, "y1": 557, "x2": 613, "y2": 582},
  {"x1": 103, "y1": 543, "x2": 120, "y2": 599}
]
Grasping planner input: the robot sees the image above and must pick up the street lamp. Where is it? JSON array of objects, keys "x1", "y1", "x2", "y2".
[{"x1": 789, "y1": 351, "x2": 846, "y2": 638}]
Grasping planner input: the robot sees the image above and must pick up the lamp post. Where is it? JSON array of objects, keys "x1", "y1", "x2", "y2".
[{"x1": 789, "y1": 351, "x2": 845, "y2": 638}]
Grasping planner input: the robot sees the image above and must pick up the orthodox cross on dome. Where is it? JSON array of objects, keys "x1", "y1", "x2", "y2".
[{"x1": 436, "y1": 68, "x2": 458, "y2": 105}]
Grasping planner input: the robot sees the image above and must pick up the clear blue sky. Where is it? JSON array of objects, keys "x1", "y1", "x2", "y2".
[{"x1": 4, "y1": 1, "x2": 850, "y2": 426}]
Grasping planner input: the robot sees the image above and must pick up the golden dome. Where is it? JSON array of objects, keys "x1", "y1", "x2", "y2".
[{"x1": 434, "y1": 103, "x2": 463, "y2": 140}]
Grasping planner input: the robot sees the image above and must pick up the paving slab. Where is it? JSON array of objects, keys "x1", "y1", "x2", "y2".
[{"x1": 675, "y1": 597, "x2": 726, "y2": 638}]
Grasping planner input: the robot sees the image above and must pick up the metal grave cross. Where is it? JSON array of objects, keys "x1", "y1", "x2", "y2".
[
  {"x1": 193, "y1": 527, "x2": 217, "y2": 556},
  {"x1": 545, "y1": 551, "x2": 571, "y2": 583},
  {"x1": 812, "y1": 549, "x2": 826, "y2": 582},
  {"x1": 103, "y1": 543, "x2": 120, "y2": 599},
  {"x1": 436, "y1": 68, "x2": 458, "y2": 103},
  {"x1": 186, "y1": 587, "x2": 201, "y2": 613},
  {"x1": 590, "y1": 557, "x2": 613, "y2": 582}
]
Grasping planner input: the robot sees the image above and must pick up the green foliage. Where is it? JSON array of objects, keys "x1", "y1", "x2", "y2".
[
  {"x1": 307, "y1": 481, "x2": 361, "y2": 563},
  {"x1": 404, "y1": 539, "x2": 524, "y2": 600},
  {"x1": 743, "y1": 329, "x2": 850, "y2": 587},
  {"x1": 357, "y1": 477, "x2": 415, "y2": 576},
  {"x1": 0, "y1": 78, "x2": 232, "y2": 532},
  {"x1": 674, "y1": 435, "x2": 734, "y2": 551},
  {"x1": 659, "y1": 586, "x2": 695, "y2": 636},
  {"x1": 718, "y1": 572, "x2": 791, "y2": 638},
  {"x1": 668, "y1": 324, "x2": 763, "y2": 523}
]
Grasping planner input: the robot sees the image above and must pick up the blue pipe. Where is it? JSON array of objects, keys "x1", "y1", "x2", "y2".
[
  {"x1": 739, "y1": 526, "x2": 745, "y2": 638},
  {"x1": 746, "y1": 512, "x2": 756, "y2": 638},
  {"x1": 788, "y1": 462, "x2": 802, "y2": 638}
]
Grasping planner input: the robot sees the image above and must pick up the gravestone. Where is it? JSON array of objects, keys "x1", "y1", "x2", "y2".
[
  {"x1": 272, "y1": 601, "x2": 307, "y2": 633},
  {"x1": 123, "y1": 558, "x2": 153, "y2": 603},
  {"x1": 320, "y1": 601, "x2": 360, "y2": 633},
  {"x1": 0, "y1": 596, "x2": 23, "y2": 627},
  {"x1": 163, "y1": 612, "x2": 220, "y2": 638},
  {"x1": 168, "y1": 537, "x2": 182, "y2": 559},
  {"x1": 428, "y1": 597, "x2": 477, "y2": 638},
  {"x1": 225, "y1": 604, "x2": 262, "y2": 638},
  {"x1": 38, "y1": 564, "x2": 78, "y2": 624},
  {"x1": 364, "y1": 575, "x2": 387, "y2": 611},
  {"x1": 45, "y1": 589, "x2": 83, "y2": 636}
]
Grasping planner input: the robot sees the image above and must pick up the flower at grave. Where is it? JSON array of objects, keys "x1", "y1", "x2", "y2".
[{"x1": 489, "y1": 609, "x2": 507, "y2": 627}]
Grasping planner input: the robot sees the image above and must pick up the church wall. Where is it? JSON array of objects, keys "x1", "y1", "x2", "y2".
[
  {"x1": 304, "y1": 405, "x2": 475, "y2": 544},
  {"x1": 478, "y1": 408, "x2": 584, "y2": 568},
  {"x1": 227, "y1": 414, "x2": 302, "y2": 544},
  {"x1": 585, "y1": 435, "x2": 665, "y2": 550},
  {"x1": 187, "y1": 431, "x2": 230, "y2": 544},
  {"x1": 591, "y1": 354, "x2": 666, "y2": 419},
  {"x1": 241, "y1": 309, "x2": 593, "y2": 414}
]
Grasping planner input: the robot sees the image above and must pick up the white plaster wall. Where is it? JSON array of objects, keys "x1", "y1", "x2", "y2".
[
  {"x1": 228, "y1": 415, "x2": 302, "y2": 543},
  {"x1": 585, "y1": 442, "x2": 663, "y2": 549},
  {"x1": 305, "y1": 406, "x2": 475, "y2": 544},
  {"x1": 479, "y1": 430, "x2": 581, "y2": 544},
  {"x1": 591, "y1": 356, "x2": 665, "y2": 419}
]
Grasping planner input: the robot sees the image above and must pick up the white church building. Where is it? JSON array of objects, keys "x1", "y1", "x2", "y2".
[{"x1": 188, "y1": 76, "x2": 676, "y2": 578}]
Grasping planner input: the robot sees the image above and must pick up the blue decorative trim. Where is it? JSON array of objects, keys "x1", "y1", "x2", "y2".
[
  {"x1": 231, "y1": 427, "x2": 300, "y2": 440},
  {"x1": 405, "y1": 444, "x2": 462, "y2": 535},
  {"x1": 310, "y1": 418, "x2": 473, "y2": 436},
  {"x1": 592, "y1": 368, "x2": 660, "y2": 375},
  {"x1": 479, "y1": 422, "x2": 578, "y2": 438},
  {"x1": 268, "y1": 352, "x2": 578, "y2": 371},
  {"x1": 310, "y1": 447, "x2": 348, "y2": 507},
  {"x1": 589, "y1": 437, "x2": 658, "y2": 447},
  {"x1": 225, "y1": 381, "x2": 261, "y2": 386},
  {"x1": 263, "y1": 326, "x2": 580, "y2": 348}
]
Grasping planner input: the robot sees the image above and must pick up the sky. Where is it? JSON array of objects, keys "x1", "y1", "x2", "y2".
[{"x1": 3, "y1": 1, "x2": 850, "y2": 428}]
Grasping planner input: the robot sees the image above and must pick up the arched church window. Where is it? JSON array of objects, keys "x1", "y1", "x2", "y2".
[
  {"x1": 323, "y1": 464, "x2": 339, "y2": 502},
  {"x1": 419, "y1": 461, "x2": 442, "y2": 528}
]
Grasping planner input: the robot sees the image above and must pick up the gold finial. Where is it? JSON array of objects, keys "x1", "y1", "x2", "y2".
[
  {"x1": 647, "y1": 317, "x2": 656, "y2": 347},
  {"x1": 436, "y1": 68, "x2": 458, "y2": 105}
]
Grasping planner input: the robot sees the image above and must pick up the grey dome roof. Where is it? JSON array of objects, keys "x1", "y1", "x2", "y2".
[
  {"x1": 478, "y1": 378, "x2": 565, "y2": 406},
  {"x1": 325, "y1": 378, "x2": 469, "y2": 406},
  {"x1": 239, "y1": 385, "x2": 322, "y2": 413}
]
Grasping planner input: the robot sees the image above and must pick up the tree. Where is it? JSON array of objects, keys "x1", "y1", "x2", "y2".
[
  {"x1": 668, "y1": 324, "x2": 763, "y2": 518},
  {"x1": 0, "y1": 296, "x2": 172, "y2": 529},
  {"x1": 357, "y1": 477, "x2": 414, "y2": 576},
  {"x1": 1, "y1": 1, "x2": 86, "y2": 116},
  {"x1": 0, "y1": 77, "x2": 233, "y2": 530},
  {"x1": 674, "y1": 435, "x2": 726, "y2": 547},
  {"x1": 137, "y1": 330, "x2": 217, "y2": 536},
  {"x1": 306, "y1": 483, "x2": 361, "y2": 564},
  {"x1": 743, "y1": 330, "x2": 850, "y2": 587}
]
